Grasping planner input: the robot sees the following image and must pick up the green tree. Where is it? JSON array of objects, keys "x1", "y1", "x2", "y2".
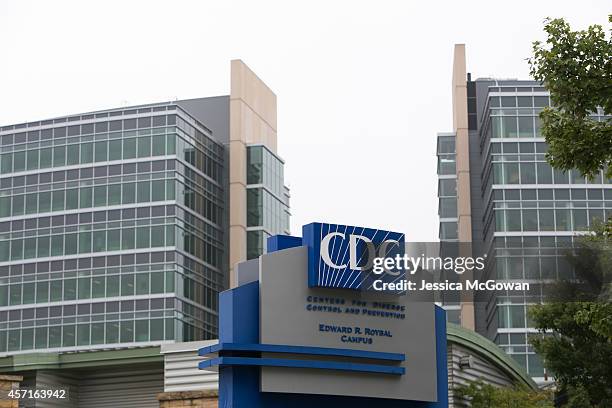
[
  {"x1": 529, "y1": 222, "x2": 612, "y2": 407},
  {"x1": 455, "y1": 380, "x2": 553, "y2": 408},
  {"x1": 528, "y1": 16, "x2": 612, "y2": 179}
]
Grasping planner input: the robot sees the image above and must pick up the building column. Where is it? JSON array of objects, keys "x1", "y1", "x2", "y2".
[
  {"x1": 452, "y1": 44, "x2": 476, "y2": 330},
  {"x1": 228, "y1": 59, "x2": 278, "y2": 287}
]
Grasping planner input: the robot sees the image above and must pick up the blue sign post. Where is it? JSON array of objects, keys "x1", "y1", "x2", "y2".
[{"x1": 200, "y1": 223, "x2": 448, "y2": 407}]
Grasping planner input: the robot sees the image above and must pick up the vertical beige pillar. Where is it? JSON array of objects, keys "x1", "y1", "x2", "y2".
[
  {"x1": 229, "y1": 60, "x2": 278, "y2": 287},
  {"x1": 452, "y1": 44, "x2": 475, "y2": 330}
]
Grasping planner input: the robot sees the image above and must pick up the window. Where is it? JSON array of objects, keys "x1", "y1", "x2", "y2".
[
  {"x1": 53, "y1": 146, "x2": 66, "y2": 167},
  {"x1": 66, "y1": 189, "x2": 79, "y2": 210},
  {"x1": 94, "y1": 141, "x2": 108, "y2": 162},
  {"x1": 37, "y1": 236, "x2": 50, "y2": 258},
  {"x1": 574, "y1": 209, "x2": 588, "y2": 230},
  {"x1": 51, "y1": 235, "x2": 63, "y2": 256},
  {"x1": 12, "y1": 195, "x2": 24, "y2": 215},
  {"x1": 152, "y1": 135, "x2": 165, "y2": 156},
  {"x1": 78, "y1": 277, "x2": 91, "y2": 299},
  {"x1": 38, "y1": 192, "x2": 50, "y2": 213},
  {"x1": 52, "y1": 190, "x2": 64, "y2": 211},
  {"x1": 150, "y1": 319, "x2": 164, "y2": 341},
  {"x1": 151, "y1": 226, "x2": 165, "y2": 247},
  {"x1": 151, "y1": 180, "x2": 165, "y2": 202},
  {"x1": 79, "y1": 232, "x2": 92, "y2": 253},
  {"x1": 93, "y1": 230, "x2": 106, "y2": 252},
  {"x1": 121, "y1": 275, "x2": 135, "y2": 296},
  {"x1": 1, "y1": 153, "x2": 12, "y2": 173},
  {"x1": 135, "y1": 320, "x2": 149, "y2": 342},
  {"x1": 520, "y1": 163, "x2": 536, "y2": 184},
  {"x1": 107, "y1": 229, "x2": 120, "y2": 251},
  {"x1": 518, "y1": 117, "x2": 534, "y2": 138},
  {"x1": 501, "y1": 117, "x2": 518, "y2": 138},
  {"x1": 439, "y1": 198, "x2": 457, "y2": 218},
  {"x1": 122, "y1": 228, "x2": 135, "y2": 250},
  {"x1": 24, "y1": 238, "x2": 36, "y2": 259},
  {"x1": 505, "y1": 163, "x2": 519, "y2": 184},
  {"x1": 40, "y1": 148, "x2": 52, "y2": 168},
  {"x1": 67, "y1": 144, "x2": 79, "y2": 165},
  {"x1": 26, "y1": 193, "x2": 37, "y2": 214},
  {"x1": 137, "y1": 181, "x2": 150, "y2": 202},
  {"x1": 91, "y1": 323, "x2": 105, "y2": 345},
  {"x1": 77, "y1": 324, "x2": 90, "y2": 346},
  {"x1": 138, "y1": 136, "x2": 151, "y2": 157},
  {"x1": 36, "y1": 281, "x2": 49, "y2": 303},
  {"x1": 80, "y1": 187, "x2": 93, "y2": 208},
  {"x1": 123, "y1": 138, "x2": 137, "y2": 159},
  {"x1": 27, "y1": 149, "x2": 39, "y2": 170},
  {"x1": 536, "y1": 163, "x2": 553, "y2": 184},
  {"x1": 556, "y1": 209, "x2": 571, "y2": 231},
  {"x1": 151, "y1": 272, "x2": 164, "y2": 294},
  {"x1": 522, "y1": 209, "x2": 538, "y2": 231},
  {"x1": 439, "y1": 179, "x2": 456, "y2": 196},
  {"x1": 167, "y1": 135, "x2": 176, "y2": 154},
  {"x1": 109, "y1": 140, "x2": 122, "y2": 161},
  {"x1": 136, "y1": 226, "x2": 150, "y2": 248},
  {"x1": 120, "y1": 321, "x2": 134, "y2": 343},
  {"x1": 108, "y1": 184, "x2": 121, "y2": 205},
  {"x1": 14, "y1": 151, "x2": 25, "y2": 172},
  {"x1": 65, "y1": 233, "x2": 78, "y2": 255},
  {"x1": 50, "y1": 280, "x2": 62, "y2": 302},
  {"x1": 106, "y1": 276, "x2": 120, "y2": 297},
  {"x1": 94, "y1": 185, "x2": 107, "y2": 207},
  {"x1": 106, "y1": 322, "x2": 119, "y2": 344},
  {"x1": 506, "y1": 210, "x2": 521, "y2": 231},
  {"x1": 136, "y1": 274, "x2": 149, "y2": 295},
  {"x1": 64, "y1": 279, "x2": 76, "y2": 300},
  {"x1": 122, "y1": 183, "x2": 135, "y2": 204},
  {"x1": 81, "y1": 143, "x2": 93, "y2": 163}
]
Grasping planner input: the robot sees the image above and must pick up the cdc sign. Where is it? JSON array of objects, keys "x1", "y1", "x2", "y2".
[{"x1": 303, "y1": 222, "x2": 405, "y2": 290}]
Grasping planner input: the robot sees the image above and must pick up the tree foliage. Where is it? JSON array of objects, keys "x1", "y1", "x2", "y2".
[
  {"x1": 455, "y1": 380, "x2": 553, "y2": 408},
  {"x1": 528, "y1": 16, "x2": 612, "y2": 179},
  {"x1": 529, "y1": 222, "x2": 612, "y2": 407}
]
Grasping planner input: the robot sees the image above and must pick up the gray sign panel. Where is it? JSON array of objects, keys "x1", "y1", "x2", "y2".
[{"x1": 259, "y1": 246, "x2": 438, "y2": 401}]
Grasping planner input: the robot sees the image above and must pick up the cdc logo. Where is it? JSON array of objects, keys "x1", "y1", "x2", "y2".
[{"x1": 303, "y1": 223, "x2": 405, "y2": 290}]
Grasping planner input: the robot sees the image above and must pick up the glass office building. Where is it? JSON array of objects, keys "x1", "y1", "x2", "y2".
[
  {"x1": 439, "y1": 45, "x2": 612, "y2": 382},
  {"x1": 0, "y1": 61, "x2": 290, "y2": 356}
]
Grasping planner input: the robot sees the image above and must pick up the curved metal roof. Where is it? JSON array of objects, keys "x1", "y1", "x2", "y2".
[{"x1": 447, "y1": 323, "x2": 537, "y2": 390}]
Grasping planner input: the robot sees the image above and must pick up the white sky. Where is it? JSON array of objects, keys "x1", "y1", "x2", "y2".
[{"x1": 0, "y1": 1, "x2": 609, "y2": 241}]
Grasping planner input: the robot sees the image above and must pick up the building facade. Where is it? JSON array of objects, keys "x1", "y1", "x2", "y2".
[
  {"x1": 0, "y1": 60, "x2": 290, "y2": 358},
  {"x1": 438, "y1": 45, "x2": 612, "y2": 382}
]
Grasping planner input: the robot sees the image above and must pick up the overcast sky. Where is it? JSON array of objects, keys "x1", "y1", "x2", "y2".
[{"x1": 0, "y1": 1, "x2": 609, "y2": 241}]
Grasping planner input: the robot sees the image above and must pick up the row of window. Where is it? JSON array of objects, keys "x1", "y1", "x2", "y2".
[
  {"x1": 1, "y1": 298, "x2": 173, "y2": 323},
  {"x1": 489, "y1": 116, "x2": 542, "y2": 139},
  {"x1": 493, "y1": 187, "x2": 612, "y2": 202},
  {"x1": 247, "y1": 187, "x2": 289, "y2": 234},
  {"x1": 490, "y1": 96, "x2": 550, "y2": 108},
  {"x1": 247, "y1": 146, "x2": 286, "y2": 198},
  {"x1": 495, "y1": 254, "x2": 572, "y2": 281},
  {"x1": 0, "y1": 115, "x2": 177, "y2": 143},
  {"x1": 0, "y1": 318, "x2": 175, "y2": 353},
  {"x1": 0, "y1": 272, "x2": 174, "y2": 306},
  {"x1": 0, "y1": 134, "x2": 176, "y2": 174},
  {"x1": 492, "y1": 162, "x2": 611, "y2": 185},
  {"x1": 495, "y1": 208, "x2": 607, "y2": 232},
  {"x1": 0, "y1": 180, "x2": 174, "y2": 218},
  {"x1": 0, "y1": 225, "x2": 175, "y2": 261}
]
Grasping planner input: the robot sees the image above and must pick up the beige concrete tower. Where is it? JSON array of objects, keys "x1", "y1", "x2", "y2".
[
  {"x1": 228, "y1": 60, "x2": 278, "y2": 287},
  {"x1": 452, "y1": 45, "x2": 475, "y2": 329}
]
